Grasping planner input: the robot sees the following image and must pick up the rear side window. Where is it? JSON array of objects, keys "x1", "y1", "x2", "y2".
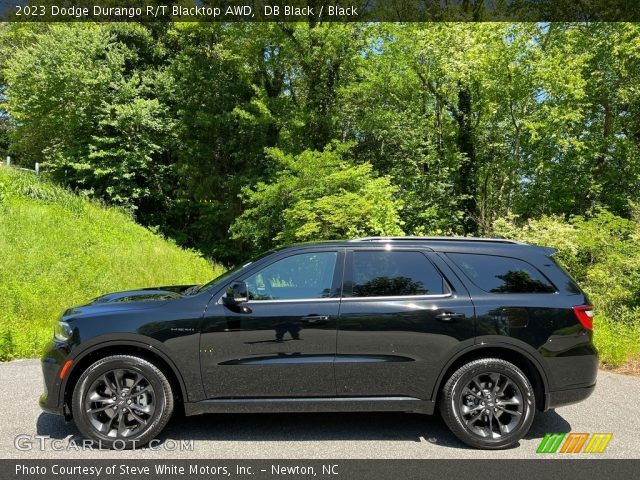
[
  {"x1": 350, "y1": 251, "x2": 445, "y2": 297},
  {"x1": 448, "y1": 253, "x2": 555, "y2": 293}
]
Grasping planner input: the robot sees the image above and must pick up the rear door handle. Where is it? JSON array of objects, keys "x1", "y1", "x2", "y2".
[
  {"x1": 436, "y1": 312, "x2": 466, "y2": 322},
  {"x1": 301, "y1": 315, "x2": 329, "y2": 324}
]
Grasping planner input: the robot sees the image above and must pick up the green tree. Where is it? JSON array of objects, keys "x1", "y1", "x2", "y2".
[
  {"x1": 157, "y1": 23, "x2": 276, "y2": 262},
  {"x1": 4, "y1": 23, "x2": 176, "y2": 221},
  {"x1": 231, "y1": 145, "x2": 404, "y2": 252},
  {"x1": 4, "y1": 21, "x2": 640, "y2": 265}
]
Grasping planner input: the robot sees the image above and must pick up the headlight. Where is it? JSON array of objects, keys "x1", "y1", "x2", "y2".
[{"x1": 54, "y1": 321, "x2": 73, "y2": 342}]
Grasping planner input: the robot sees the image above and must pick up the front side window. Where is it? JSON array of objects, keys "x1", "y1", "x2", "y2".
[
  {"x1": 350, "y1": 251, "x2": 445, "y2": 297},
  {"x1": 448, "y1": 253, "x2": 555, "y2": 293},
  {"x1": 244, "y1": 252, "x2": 337, "y2": 301}
]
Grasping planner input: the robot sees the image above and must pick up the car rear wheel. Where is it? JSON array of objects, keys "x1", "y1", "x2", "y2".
[
  {"x1": 72, "y1": 355, "x2": 174, "y2": 449},
  {"x1": 439, "y1": 358, "x2": 535, "y2": 449}
]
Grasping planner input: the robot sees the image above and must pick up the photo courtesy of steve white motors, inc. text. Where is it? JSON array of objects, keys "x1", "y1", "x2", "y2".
[{"x1": 14, "y1": 462, "x2": 338, "y2": 477}]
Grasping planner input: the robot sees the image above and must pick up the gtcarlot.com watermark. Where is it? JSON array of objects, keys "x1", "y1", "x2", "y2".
[{"x1": 15, "y1": 435, "x2": 194, "y2": 452}]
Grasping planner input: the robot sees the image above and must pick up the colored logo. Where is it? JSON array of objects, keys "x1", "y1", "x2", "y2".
[{"x1": 537, "y1": 433, "x2": 612, "y2": 454}]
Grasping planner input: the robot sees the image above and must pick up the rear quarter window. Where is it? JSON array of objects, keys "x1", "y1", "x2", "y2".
[{"x1": 448, "y1": 253, "x2": 556, "y2": 293}]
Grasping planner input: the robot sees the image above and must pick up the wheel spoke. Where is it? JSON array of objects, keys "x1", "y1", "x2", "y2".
[
  {"x1": 469, "y1": 376, "x2": 483, "y2": 392},
  {"x1": 128, "y1": 408, "x2": 146, "y2": 426},
  {"x1": 462, "y1": 386, "x2": 482, "y2": 399},
  {"x1": 130, "y1": 402, "x2": 153, "y2": 415},
  {"x1": 497, "y1": 405, "x2": 522, "y2": 416},
  {"x1": 461, "y1": 404, "x2": 484, "y2": 415},
  {"x1": 496, "y1": 378, "x2": 513, "y2": 396},
  {"x1": 488, "y1": 373, "x2": 500, "y2": 390},
  {"x1": 89, "y1": 391, "x2": 114, "y2": 403},
  {"x1": 105, "y1": 410, "x2": 118, "y2": 434},
  {"x1": 130, "y1": 373, "x2": 143, "y2": 391},
  {"x1": 87, "y1": 404, "x2": 113, "y2": 414},
  {"x1": 488, "y1": 411, "x2": 494, "y2": 435},
  {"x1": 116, "y1": 410, "x2": 127, "y2": 436},
  {"x1": 84, "y1": 367, "x2": 156, "y2": 439},
  {"x1": 113, "y1": 369, "x2": 124, "y2": 393},
  {"x1": 494, "y1": 412, "x2": 506, "y2": 434},
  {"x1": 133, "y1": 385, "x2": 152, "y2": 397},
  {"x1": 464, "y1": 408, "x2": 484, "y2": 426},
  {"x1": 102, "y1": 374, "x2": 118, "y2": 394}
]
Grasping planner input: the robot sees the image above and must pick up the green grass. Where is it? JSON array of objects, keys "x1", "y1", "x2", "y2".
[
  {"x1": 0, "y1": 166, "x2": 224, "y2": 360},
  {"x1": 594, "y1": 310, "x2": 640, "y2": 369}
]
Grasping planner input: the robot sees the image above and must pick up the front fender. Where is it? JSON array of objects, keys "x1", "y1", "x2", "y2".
[{"x1": 58, "y1": 333, "x2": 203, "y2": 407}]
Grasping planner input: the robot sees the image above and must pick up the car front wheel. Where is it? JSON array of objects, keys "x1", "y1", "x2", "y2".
[
  {"x1": 439, "y1": 358, "x2": 536, "y2": 449},
  {"x1": 72, "y1": 355, "x2": 174, "y2": 449}
]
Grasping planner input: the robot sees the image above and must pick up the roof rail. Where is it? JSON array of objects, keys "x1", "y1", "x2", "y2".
[{"x1": 350, "y1": 236, "x2": 526, "y2": 245}]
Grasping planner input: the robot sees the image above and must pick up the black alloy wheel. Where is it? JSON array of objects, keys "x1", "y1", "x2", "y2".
[
  {"x1": 439, "y1": 358, "x2": 535, "y2": 449},
  {"x1": 72, "y1": 355, "x2": 174, "y2": 449},
  {"x1": 84, "y1": 368, "x2": 156, "y2": 438},
  {"x1": 458, "y1": 372, "x2": 524, "y2": 438}
]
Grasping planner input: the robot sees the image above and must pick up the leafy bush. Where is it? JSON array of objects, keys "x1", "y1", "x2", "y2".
[
  {"x1": 0, "y1": 167, "x2": 222, "y2": 360},
  {"x1": 231, "y1": 145, "x2": 404, "y2": 253},
  {"x1": 4, "y1": 24, "x2": 177, "y2": 226},
  {"x1": 493, "y1": 208, "x2": 640, "y2": 367}
]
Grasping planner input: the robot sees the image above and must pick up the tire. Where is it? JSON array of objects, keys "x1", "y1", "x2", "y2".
[
  {"x1": 72, "y1": 355, "x2": 174, "y2": 449},
  {"x1": 439, "y1": 358, "x2": 535, "y2": 449}
]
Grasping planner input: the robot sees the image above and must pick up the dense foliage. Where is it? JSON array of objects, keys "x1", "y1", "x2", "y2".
[
  {"x1": 3, "y1": 22, "x2": 640, "y2": 262},
  {"x1": 1, "y1": 22, "x2": 640, "y2": 366},
  {"x1": 0, "y1": 167, "x2": 221, "y2": 360},
  {"x1": 494, "y1": 210, "x2": 640, "y2": 367},
  {"x1": 230, "y1": 145, "x2": 404, "y2": 251}
]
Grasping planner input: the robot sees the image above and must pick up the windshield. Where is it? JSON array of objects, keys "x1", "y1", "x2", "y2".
[{"x1": 191, "y1": 250, "x2": 275, "y2": 295}]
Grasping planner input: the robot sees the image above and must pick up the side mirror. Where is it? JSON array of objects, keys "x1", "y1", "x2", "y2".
[{"x1": 223, "y1": 281, "x2": 249, "y2": 305}]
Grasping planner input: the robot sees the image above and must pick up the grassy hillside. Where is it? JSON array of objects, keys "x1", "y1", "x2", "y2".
[{"x1": 0, "y1": 167, "x2": 223, "y2": 360}]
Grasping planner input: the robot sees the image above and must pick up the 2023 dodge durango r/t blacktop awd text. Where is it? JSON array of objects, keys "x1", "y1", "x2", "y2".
[{"x1": 40, "y1": 237, "x2": 597, "y2": 449}]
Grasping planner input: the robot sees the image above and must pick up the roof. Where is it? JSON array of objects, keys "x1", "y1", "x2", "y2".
[
  {"x1": 280, "y1": 236, "x2": 555, "y2": 256},
  {"x1": 350, "y1": 236, "x2": 525, "y2": 245}
]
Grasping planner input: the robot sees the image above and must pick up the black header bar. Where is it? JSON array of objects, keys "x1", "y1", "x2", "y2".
[{"x1": 2, "y1": 0, "x2": 640, "y2": 22}]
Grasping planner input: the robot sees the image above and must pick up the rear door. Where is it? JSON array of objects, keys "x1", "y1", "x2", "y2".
[{"x1": 335, "y1": 247, "x2": 475, "y2": 399}]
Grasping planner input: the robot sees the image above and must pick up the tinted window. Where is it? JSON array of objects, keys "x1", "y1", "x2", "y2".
[
  {"x1": 195, "y1": 250, "x2": 274, "y2": 294},
  {"x1": 448, "y1": 253, "x2": 555, "y2": 293},
  {"x1": 245, "y1": 252, "x2": 337, "y2": 300},
  {"x1": 350, "y1": 251, "x2": 445, "y2": 297}
]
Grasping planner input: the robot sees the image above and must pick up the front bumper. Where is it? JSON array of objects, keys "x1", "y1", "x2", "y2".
[
  {"x1": 545, "y1": 383, "x2": 596, "y2": 410},
  {"x1": 39, "y1": 341, "x2": 72, "y2": 417},
  {"x1": 39, "y1": 393, "x2": 64, "y2": 416}
]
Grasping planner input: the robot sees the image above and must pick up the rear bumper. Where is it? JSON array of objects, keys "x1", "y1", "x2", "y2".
[{"x1": 545, "y1": 383, "x2": 595, "y2": 410}]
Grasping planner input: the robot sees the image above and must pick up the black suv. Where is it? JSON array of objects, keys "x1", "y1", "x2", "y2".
[{"x1": 40, "y1": 237, "x2": 597, "y2": 449}]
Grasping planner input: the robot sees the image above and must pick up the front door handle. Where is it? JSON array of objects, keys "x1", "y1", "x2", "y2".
[
  {"x1": 301, "y1": 315, "x2": 329, "y2": 324},
  {"x1": 436, "y1": 311, "x2": 466, "y2": 322}
]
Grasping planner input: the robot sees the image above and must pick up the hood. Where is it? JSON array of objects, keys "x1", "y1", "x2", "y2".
[
  {"x1": 60, "y1": 285, "x2": 200, "y2": 319},
  {"x1": 88, "y1": 285, "x2": 197, "y2": 305}
]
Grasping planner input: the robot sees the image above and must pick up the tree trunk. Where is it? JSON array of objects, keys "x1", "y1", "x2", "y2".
[{"x1": 455, "y1": 84, "x2": 479, "y2": 234}]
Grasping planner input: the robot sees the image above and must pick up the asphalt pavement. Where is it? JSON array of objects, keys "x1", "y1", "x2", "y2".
[{"x1": 1, "y1": 359, "x2": 638, "y2": 459}]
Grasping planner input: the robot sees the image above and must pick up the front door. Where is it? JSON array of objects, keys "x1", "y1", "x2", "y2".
[
  {"x1": 200, "y1": 249, "x2": 344, "y2": 398},
  {"x1": 336, "y1": 248, "x2": 475, "y2": 399}
]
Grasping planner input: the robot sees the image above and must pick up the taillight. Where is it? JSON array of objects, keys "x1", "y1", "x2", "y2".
[{"x1": 573, "y1": 305, "x2": 594, "y2": 330}]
